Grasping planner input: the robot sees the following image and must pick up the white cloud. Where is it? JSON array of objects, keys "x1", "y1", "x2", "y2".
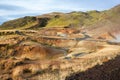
[{"x1": 0, "y1": 0, "x2": 53, "y2": 10}]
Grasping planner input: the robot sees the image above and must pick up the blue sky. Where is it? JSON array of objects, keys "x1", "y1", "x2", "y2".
[{"x1": 0, "y1": 0, "x2": 120, "y2": 24}]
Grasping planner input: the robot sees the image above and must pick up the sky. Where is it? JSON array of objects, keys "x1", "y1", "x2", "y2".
[{"x1": 0, "y1": 0, "x2": 120, "y2": 24}]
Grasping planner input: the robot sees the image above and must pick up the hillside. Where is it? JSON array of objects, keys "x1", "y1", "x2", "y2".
[
  {"x1": 0, "y1": 4, "x2": 120, "y2": 30},
  {"x1": 0, "y1": 4, "x2": 120, "y2": 80}
]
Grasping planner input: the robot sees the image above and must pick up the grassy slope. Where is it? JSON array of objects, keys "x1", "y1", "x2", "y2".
[
  {"x1": 88, "y1": 4, "x2": 120, "y2": 32},
  {"x1": 0, "y1": 16, "x2": 37, "y2": 30},
  {"x1": 46, "y1": 11, "x2": 102, "y2": 28}
]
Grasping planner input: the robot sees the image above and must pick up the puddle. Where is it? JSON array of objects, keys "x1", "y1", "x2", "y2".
[
  {"x1": 73, "y1": 53, "x2": 86, "y2": 57},
  {"x1": 110, "y1": 35, "x2": 120, "y2": 42}
]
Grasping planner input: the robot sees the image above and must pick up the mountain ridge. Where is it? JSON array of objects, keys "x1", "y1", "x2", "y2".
[{"x1": 0, "y1": 4, "x2": 120, "y2": 30}]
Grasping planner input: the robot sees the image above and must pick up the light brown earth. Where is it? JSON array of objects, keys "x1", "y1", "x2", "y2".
[{"x1": 0, "y1": 27, "x2": 120, "y2": 80}]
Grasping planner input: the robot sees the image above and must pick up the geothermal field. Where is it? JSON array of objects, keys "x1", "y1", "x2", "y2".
[{"x1": 0, "y1": 4, "x2": 120, "y2": 80}]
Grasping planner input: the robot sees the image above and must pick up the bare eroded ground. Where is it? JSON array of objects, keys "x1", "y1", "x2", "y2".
[{"x1": 0, "y1": 27, "x2": 120, "y2": 80}]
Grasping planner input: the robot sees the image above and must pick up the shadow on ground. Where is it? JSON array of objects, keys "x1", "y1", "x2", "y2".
[{"x1": 66, "y1": 55, "x2": 120, "y2": 80}]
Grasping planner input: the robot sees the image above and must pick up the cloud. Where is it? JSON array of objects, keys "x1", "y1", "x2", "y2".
[{"x1": 0, "y1": 4, "x2": 26, "y2": 11}]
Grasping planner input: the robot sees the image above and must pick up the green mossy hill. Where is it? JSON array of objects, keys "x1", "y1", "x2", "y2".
[
  {"x1": 0, "y1": 16, "x2": 37, "y2": 30},
  {"x1": 46, "y1": 4, "x2": 120, "y2": 28},
  {"x1": 87, "y1": 4, "x2": 120, "y2": 32},
  {"x1": 0, "y1": 4, "x2": 120, "y2": 30}
]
